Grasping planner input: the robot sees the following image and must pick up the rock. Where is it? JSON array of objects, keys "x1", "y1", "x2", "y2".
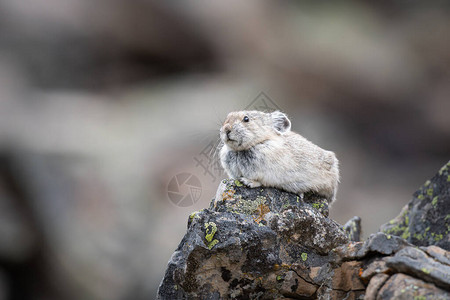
[
  {"x1": 331, "y1": 261, "x2": 365, "y2": 292},
  {"x1": 279, "y1": 271, "x2": 317, "y2": 298},
  {"x1": 211, "y1": 179, "x2": 345, "y2": 254},
  {"x1": 360, "y1": 258, "x2": 391, "y2": 282},
  {"x1": 334, "y1": 232, "x2": 450, "y2": 299},
  {"x1": 356, "y1": 232, "x2": 411, "y2": 258},
  {"x1": 158, "y1": 162, "x2": 450, "y2": 299},
  {"x1": 386, "y1": 246, "x2": 450, "y2": 290},
  {"x1": 333, "y1": 232, "x2": 410, "y2": 262},
  {"x1": 343, "y1": 216, "x2": 362, "y2": 242},
  {"x1": 376, "y1": 273, "x2": 449, "y2": 300},
  {"x1": 213, "y1": 179, "x2": 331, "y2": 217},
  {"x1": 157, "y1": 179, "x2": 349, "y2": 299},
  {"x1": 332, "y1": 241, "x2": 364, "y2": 261},
  {"x1": 360, "y1": 161, "x2": 450, "y2": 299},
  {"x1": 324, "y1": 289, "x2": 365, "y2": 300},
  {"x1": 364, "y1": 273, "x2": 389, "y2": 300},
  {"x1": 380, "y1": 160, "x2": 450, "y2": 251},
  {"x1": 422, "y1": 245, "x2": 450, "y2": 266}
]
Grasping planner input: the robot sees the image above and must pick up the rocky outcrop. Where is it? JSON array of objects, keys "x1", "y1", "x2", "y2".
[
  {"x1": 157, "y1": 161, "x2": 450, "y2": 299},
  {"x1": 343, "y1": 216, "x2": 362, "y2": 242},
  {"x1": 359, "y1": 161, "x2": 450, "y2": 300},
  {"x1": 380, "y1": 160, "x2": 450, "y2": 250},
  {"x1": 157, "y1": 179, "x2": 356, "y2": 299},
  {"x1": 337, "y1": 234, "x2": 450, "y2": 300}
]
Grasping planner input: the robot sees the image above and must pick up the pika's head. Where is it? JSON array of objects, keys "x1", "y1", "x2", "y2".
[{"x1": 220, "y1": 110, "x2": 291, "y2": 150}]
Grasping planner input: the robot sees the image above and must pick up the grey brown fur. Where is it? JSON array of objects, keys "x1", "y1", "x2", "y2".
[{"x1": 219, "y1": 110, "x2": 340, "y2": 204}]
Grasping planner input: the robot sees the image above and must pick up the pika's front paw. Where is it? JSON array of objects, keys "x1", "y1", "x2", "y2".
[{"x1": 239, "y1": 177, "x2": 262, "y2": 188}]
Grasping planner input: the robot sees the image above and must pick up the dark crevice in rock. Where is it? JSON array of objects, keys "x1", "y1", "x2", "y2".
[
  {"x1": 221, "y1": 267, "x2": 232, "y2": 282},
  {"x1": 289, "y1": 268, "x2": 319, "y2": 288}
]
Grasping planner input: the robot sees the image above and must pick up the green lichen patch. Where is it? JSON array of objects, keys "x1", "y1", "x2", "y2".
[
  {"x1": 431, "y1": 233, "x2": 443, "y2": 242},
  {"x1": 383, "y1": 206, "x2": 411, "y2": 237},
  {"x1": 413, "y1": 233, "x2": 423, "y2": 241},
  {"x1": 189, "y1": 210, "x2": 202, "y2": 220},
  {"x1": 421, "y1": 268, "x2": 431, "y2": 275},
  {"x1": 431, "y1": 196, "x2": 438, "y2": 207},
  {"x1": 384, "y1": 219, "x2": 409, "y2": 237},
  {"x1": 188, "y1": 209, "x2": 205, "y2": 228},
  {"x1": 234, "y1": 179, "x2": 243, "y2": 187},
  {"x1": 207, "y1": 239, "x2": 219, "y2": 249},
  {"x1": 312, "y1": 202, "x2": 324, "y2": 209},
  {"x1": 438, "y1": 162, "x2": 449, "y2": 175},
  {"x1": 306, "y1": 197, "x2": 329, "y2": 217},
  {"x1": 401, "y1": 227, "x2": 411, "y2": 240},
  {"x1": 204, "y1": 222, "x2": 219, "y2": 250},
  {"x1": 301, "y1": 252, "x2": 308, "y2": 262},
  {"x1": 205, "y1": 222, "x2": 217, "y2": 242}
]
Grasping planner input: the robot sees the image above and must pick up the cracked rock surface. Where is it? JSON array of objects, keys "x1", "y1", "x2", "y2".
[
  {"x1": 157, "y1": 161, "x2": 450, "y2": 299},
  {"x1": 157, "y1": 179, "x2": 356, "y2": 299}
]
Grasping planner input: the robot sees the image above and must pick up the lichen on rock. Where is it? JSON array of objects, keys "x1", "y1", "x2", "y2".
[
  {"x1": 157, "y1": 179, "x2": 351, "y2": 299},
  {"x1": 380, "y1": 160, "x2": 450, "y2": 250},
  {"x1": 157, "y1": 162, "x2": 450, "y2": 299}
]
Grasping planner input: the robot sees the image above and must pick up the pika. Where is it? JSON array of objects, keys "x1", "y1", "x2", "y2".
[{"x1": 219, "y1": 110, "x2": 339, "y2": 204}]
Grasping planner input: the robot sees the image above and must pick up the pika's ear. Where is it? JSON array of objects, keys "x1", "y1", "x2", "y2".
[{"x1": 271, "y1": 111, "x2": 291, "y2": 133}]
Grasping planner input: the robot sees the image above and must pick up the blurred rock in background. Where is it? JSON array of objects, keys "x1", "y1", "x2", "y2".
[{"x1": 0, "y1": 0, "x2": 449, "y2": 299}]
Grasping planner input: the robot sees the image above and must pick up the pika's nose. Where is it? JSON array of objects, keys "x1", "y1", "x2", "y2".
[{"x1": 223, "y1": 124, "x2": 231, "y2": 138}]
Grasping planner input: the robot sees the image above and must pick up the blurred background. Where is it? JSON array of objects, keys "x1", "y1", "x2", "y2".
[{"x1": 0, "y1": 1, "x2": 449, "y2": 299}]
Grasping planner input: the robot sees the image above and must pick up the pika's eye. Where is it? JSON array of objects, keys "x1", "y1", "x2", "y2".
[{"x1": 243, "y1": 116, "x2": 249, "y2": 122}]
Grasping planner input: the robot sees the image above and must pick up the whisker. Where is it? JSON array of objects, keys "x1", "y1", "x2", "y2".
[{"x1": 212, "y1": 138, "x2": 223, "y2": 161}]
